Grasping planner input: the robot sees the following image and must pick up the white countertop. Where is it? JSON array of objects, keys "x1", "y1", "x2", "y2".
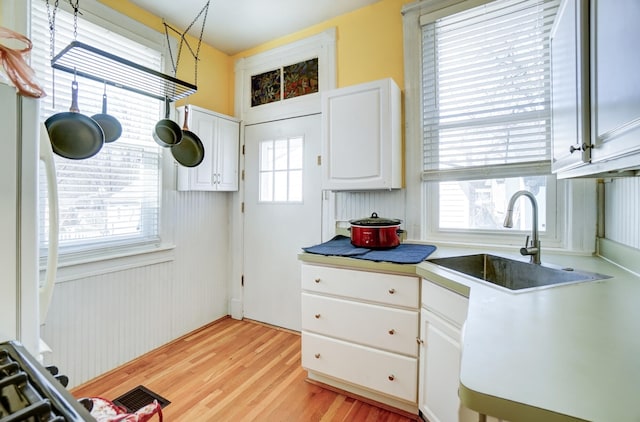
[{"x1": 299, "y1": 242, "x2": 640, "y2": 422}]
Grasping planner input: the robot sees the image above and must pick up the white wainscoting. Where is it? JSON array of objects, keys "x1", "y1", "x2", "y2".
[
  {"x1": 41, "y1": 190, "x2": 231, "y2": 388},
  {"x1": 334, "y1": 190, "x2": 407, "y2": 231},
  {"x1": 605, "y1": 177, "x2": 640, "y2": 250}
]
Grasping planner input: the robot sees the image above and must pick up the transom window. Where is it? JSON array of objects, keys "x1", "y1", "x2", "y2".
[{"x1": 259, "y1": 137, "x2": 303, "y2": 202}]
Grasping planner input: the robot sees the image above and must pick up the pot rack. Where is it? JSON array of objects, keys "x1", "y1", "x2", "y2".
[
  {"x1": 51, "y1": 41, "x2": 196, "y2": 102},
  {"x1": 48, "y1": 0, "x2": 211, "y2": 102}
]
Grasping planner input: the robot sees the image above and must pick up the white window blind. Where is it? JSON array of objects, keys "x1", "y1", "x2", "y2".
[
  {"x1": 422, "y1": 0, "x2": 559, "y2": 181},
  {"x1": 32, "y1": 0, "x2": 163, "y2": 254}
]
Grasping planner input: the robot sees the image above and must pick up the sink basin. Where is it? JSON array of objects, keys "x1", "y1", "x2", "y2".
[{"x1": 428, "y1": 254, "x2": 610, "y2": 291}]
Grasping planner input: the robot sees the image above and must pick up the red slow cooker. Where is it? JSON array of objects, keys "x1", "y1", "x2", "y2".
[{"x1": 349, "y1": 212, "x2": 403, "y2": 249}]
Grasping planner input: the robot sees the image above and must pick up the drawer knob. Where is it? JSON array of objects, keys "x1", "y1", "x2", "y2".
[
  {"x1": 388, "y1": 329, "x2": 395, "y2": 335},
  {"x1": 388, "y1": 288, "x2": 396, "y2": 294},
  {"x1": 315, "y1": 314, "x2": 321, "y2": 319},
  {"x1": 314, "y1": 278, "x2": 321, "y2": 283},
  {"x1": 315, "y1": 353, "x2": 321, "y2": 359},
  {"x1": 388, "y1": 374, "x2": 395, "y2": 381}
]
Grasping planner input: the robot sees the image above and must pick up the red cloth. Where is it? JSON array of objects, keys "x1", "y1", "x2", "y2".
[
  {"x1": 0, "y1": 26, "x2": 46, "y2": 98},
  {"x1": 88, "y1": 397, "x2": 163, "y2": 422}
]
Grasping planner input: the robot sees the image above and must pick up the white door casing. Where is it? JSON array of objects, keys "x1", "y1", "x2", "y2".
[{"x1": 228, "y1": 29, "x2": 337, "y2": 324}]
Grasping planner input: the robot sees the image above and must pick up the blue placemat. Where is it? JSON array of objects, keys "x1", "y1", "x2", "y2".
[
  {"x1": 302, "y1": 235, "x2": 437, "y2": 264},
  {"x1": 303, "y1": 235, "x2": 370, "y2": 256},
  {"x1": 353, "y1": 243, "x2": 437, "y2": 264}
]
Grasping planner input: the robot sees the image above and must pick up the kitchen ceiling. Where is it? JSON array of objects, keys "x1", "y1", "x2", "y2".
[{"x1": 129, "y1": 0, "x2": 382, "y2": 55}]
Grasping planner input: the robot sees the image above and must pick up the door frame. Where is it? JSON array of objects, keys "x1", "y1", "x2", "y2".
[{"x1": 228, "y1": 30, "x2": 337, "y2": 320}]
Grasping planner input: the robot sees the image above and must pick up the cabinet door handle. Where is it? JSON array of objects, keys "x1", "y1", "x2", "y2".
[
  {"x1": 314, "y1": 353, "x2": 321, "y2": 359},
  {"x1": 569, "y1": 143, "x2": 593, "y2": 154},
  {"x1": 388, "y1": 374, "x2": 395, "y2": 381},
  {"x1": 314, "y1": 314, "x2": 321, "y2": 319},
  {"x1": 388, "y1": 329, "x2": 395, "y2": 335},
  {"x1": 314, "y1": 278, "x2": 321, "y2": 284},
  {"x1": 416, "y1": 337, "x2": 424, "y2": 345},
  {"x1": 388, "y1": 288, "x2": 396, "y2": 294}
]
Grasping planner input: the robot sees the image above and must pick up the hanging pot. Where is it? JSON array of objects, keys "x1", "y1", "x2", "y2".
[
  {"x1": 153, "y1": 97, "x2": 183, "y2": 147},
  {"x1": 349, "y1": 212, "x2": 403, "y2": 249},
  {"x1": 45, "y1": 80, "x2": 105, "y2": 160},
  {"x1": 171, "y1": 105, "x2": 205, "y2": 167},
  {"x1": 91, "y1": 85, "x2": 122, "y2": 143}
]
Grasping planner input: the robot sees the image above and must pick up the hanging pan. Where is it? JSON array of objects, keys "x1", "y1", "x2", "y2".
[
  {"x1": 153, "y1": 97, "x2": 183, "y2": 147},
  {"x1": 91, "y1": 84, "x2": 122, "y2": 143},
  {"x1": 45, "y1": 79, "x2": 104, "y2": 159},
  {"x1": 171, "y1": 105, "x2": 204, "y2": 167}
]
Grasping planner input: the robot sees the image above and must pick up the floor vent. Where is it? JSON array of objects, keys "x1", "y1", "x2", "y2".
[{"x1": 113, "y1": 385, "x2": 171, "y2": 413}]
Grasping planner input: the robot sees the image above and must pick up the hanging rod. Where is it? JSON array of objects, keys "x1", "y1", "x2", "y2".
[{"x1": 51, "y1": 41, "x2": 197, "y2": 102}]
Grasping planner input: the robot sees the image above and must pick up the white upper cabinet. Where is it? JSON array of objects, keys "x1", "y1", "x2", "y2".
[
  {"x1": 589, "y1": 0, "x2": 640, "y2": 166},
  {"x1": 321, "y1": 78, "x2": 402, "y2": 190},
  {"x1": 552, "y1": 0, "x2": 640, "y2": 177},
  {"x1": 550, "y1": 0, "x2": 590, "y2": 173},
  {"x1": 175, "y1": 105, "x2": 240, "y2": 191}
]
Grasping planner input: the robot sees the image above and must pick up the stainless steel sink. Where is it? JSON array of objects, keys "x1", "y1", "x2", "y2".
[{"x1": 429, "y1": 254, "x2": 611, "y2": 291}]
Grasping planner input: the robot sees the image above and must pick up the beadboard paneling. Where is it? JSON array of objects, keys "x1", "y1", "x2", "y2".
[
  {"x1": 604, "y1": 178, "x2": 640, "y2": 249},
  {"x1": 334, "y1": 190, "x2": 407, "y2": 228},
  {"x1": 41, "y1": 190, "x2": 231, "y2": 388}
]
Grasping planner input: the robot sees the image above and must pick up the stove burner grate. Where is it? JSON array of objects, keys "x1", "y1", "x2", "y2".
[{"x1": 0, "y1": 341, "x2": 94, "y2": 421}]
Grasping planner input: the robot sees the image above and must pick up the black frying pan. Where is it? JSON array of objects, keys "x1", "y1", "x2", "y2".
[
  {"x1": 171, "y1": 105, "x2": 205, "y2": 167},
  {"x1": 92, "y1": 86, "x2": 122, "y2": 143},
  {"x1": 45, "y1": 81, "x2": 105, "y2": 160},
  {"x1": 153, "y1": 97, "x2": 182, "y2": 147}
]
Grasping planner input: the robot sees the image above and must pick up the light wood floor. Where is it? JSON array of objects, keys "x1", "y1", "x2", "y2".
[{"x1": 71, "y1": 317, "x2": 417, "y2": 421}]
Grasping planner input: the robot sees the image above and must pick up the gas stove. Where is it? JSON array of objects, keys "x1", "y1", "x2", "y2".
[{"x1": 0, "y1": 341, "x2": 94, "y2": 421}]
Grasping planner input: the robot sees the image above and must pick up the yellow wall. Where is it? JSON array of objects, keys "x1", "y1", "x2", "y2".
[
  {"x1": 233, "y1": 0, "x2": 410, "y2": 90},
  {"x1": 98, "y1": 0, "x2": 411, "y2": 115},
  {"x1": 98, "y1": 0, "x2": 234, "y2": 115}
]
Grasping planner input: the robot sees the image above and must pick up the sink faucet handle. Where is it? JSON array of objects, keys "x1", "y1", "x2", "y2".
[{"x1": 523, "y1": 235, "x2": 531, "y2": 248}]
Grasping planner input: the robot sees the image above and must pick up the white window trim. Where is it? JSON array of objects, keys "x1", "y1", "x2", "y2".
[
  {"x1": 402, "y1": 0, "x2": 596, "y2": 253},
  {"x1": 32, "y1": 0, "x2": 179, "y2": 275},
  {"x1": 47, "y1": 0, "x2": 167, "y2": 51}
]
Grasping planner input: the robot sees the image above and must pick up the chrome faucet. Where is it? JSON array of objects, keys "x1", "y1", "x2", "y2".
[{"x1": 503, "y1": 190, "x2": 541, "y2": 264}]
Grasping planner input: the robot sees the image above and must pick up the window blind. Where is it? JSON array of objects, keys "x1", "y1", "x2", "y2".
[
  {"x1": 421, "y1": 0, "x2": 559, "y2": 181},
  {"x1": 32, "y1": 0, "x2": 163, "y2": 254}
]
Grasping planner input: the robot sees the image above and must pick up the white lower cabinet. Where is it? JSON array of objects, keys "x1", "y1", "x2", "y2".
[
  {"x1": 420, "y1": 308, "x2": 477, "y2": 422},
  {"x1": 301, "y1": 263, "x2": 420, "y2": 413},
  {"x1": 419, "y1": 279, "x2": 506, "y2": 422},
  {"x1": 302, "y1": 332, "x2": 418, "y2": 402},
  {"x1": 300, "y1": 264, "x2": 508, "y2": 420},
  {"x1": 419, "y1": 279, "x2": 476, "y2": 422}
]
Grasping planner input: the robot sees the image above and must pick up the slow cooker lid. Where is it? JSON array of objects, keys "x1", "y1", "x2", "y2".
[{"x1": 349, "y1": 212, "x2": 401, "y2": 226}]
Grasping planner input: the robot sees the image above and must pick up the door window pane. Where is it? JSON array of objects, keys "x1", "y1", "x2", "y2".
[{"x1": 259, "y1": 137, "x2": 304, "y2": 203}]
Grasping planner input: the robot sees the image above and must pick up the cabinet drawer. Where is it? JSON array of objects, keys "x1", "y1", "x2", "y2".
[
  {"x1": 421, "y1": 279, "x2": 469, "y2": 328},
  {"x1": 302, "y1": 293, "x2": 419, "y2": 356},
  {"x1": 302, "y1": 332, "x2": 417, "y2": 403},
  {"x1": 301, "y1": 264, "x2": 419, "y2": 308}
]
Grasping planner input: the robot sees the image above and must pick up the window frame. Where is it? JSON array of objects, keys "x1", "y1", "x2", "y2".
[
  {"x1": 32, "y1": 0, "x2": 177, "y2": 267},
  {"x1": 402, "y1": 0, "x2": 573, "y2": 250}
]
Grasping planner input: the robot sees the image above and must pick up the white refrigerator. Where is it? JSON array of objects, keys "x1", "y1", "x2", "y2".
[{"x1": 0, "y1": 81, "x2": 58, "y2": 358}]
